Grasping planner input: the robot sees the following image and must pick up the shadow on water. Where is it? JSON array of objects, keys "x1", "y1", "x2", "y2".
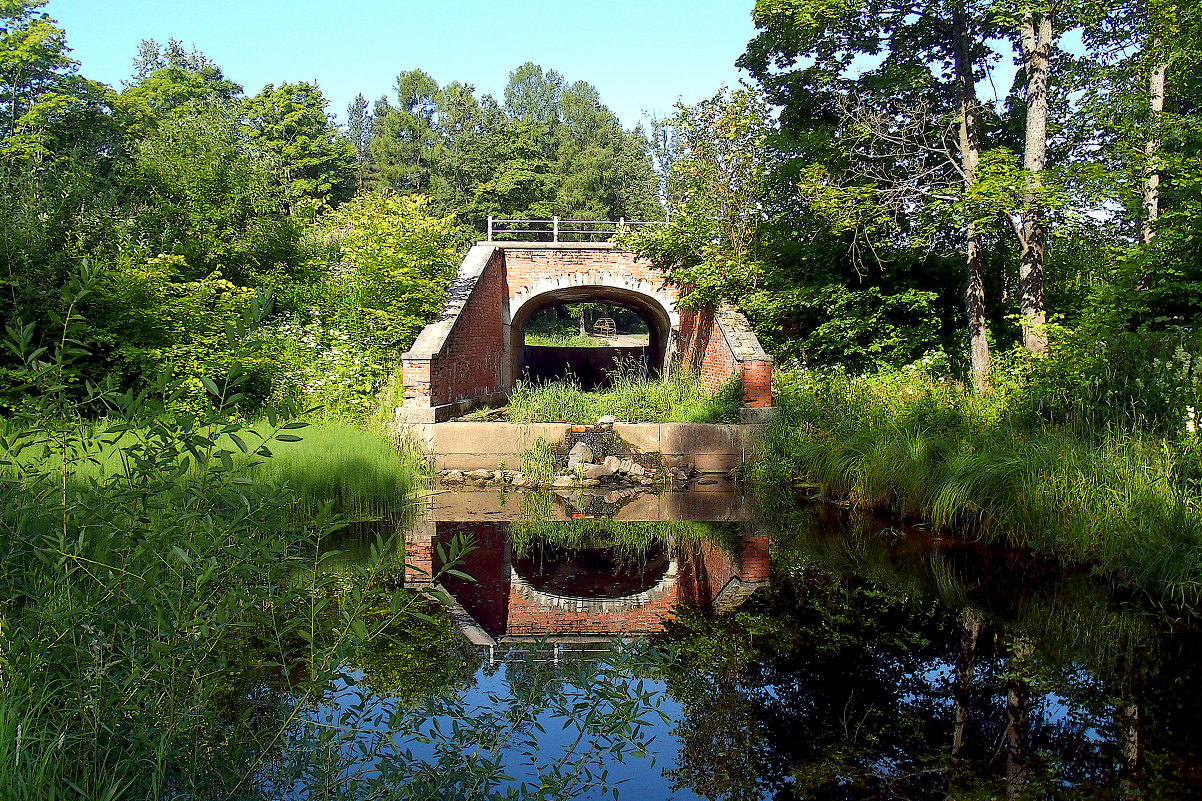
[{"x1": 307, "y1": 484, "x2": 1202, "y2": 800}]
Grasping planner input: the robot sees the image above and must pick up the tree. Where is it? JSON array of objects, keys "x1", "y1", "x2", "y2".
[
  {"x1": 739, "y1": 0, "x2": 1019, "y2": 384},
  {"x1": 0, "y1": 0, "x2": 82, "y2": 152},
  {"x1": 318, "y1": 191, "x2": 458, "y2": 354},
  {"x1": 124, "y1": 105, "x2": 301, "y2": 285},
  {"x1": 631, "y1": 87, "x2": 774, "y2": 308},
  {"x1": 346, "y1": 92, "x2": 372, "y2": 192},
  {"x1": 121, "y1": 38, "x2": 242, "y2": 118},
  {"x1": 370, "y1": 69, "x2": 442, "y2": 193},
  {"x1": 243, "y1": 81, "x2": 356, "y2": 211},
  {"x1": 504, "y1": 61, "x2": 564, "y2": 133}
]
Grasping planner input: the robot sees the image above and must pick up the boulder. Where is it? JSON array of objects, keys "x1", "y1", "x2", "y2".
[
  {"x1": 510, "y1": 472, "x2": 527, "y2": 487},
  {"x1": 624, "y1": 460, "x2": 645, "y2": 477},
  {"x1": 466, "y1": 469, "x2": 493, "y2": 480},
  {"x1": 551, "y1": 475, "x2": 575, "y2": 488},
  {"x1": 442, "y1": 470, "x2": 464, "y2": 484},
  {"x1": 581, "y1": 462, "x2": 614, "y2": 479},
  {"x1": 596, "y1": 414, "x2": 616, "y2": 430},
  {"x1": 602, "y1": 455, "x2": 623, "y2": 473},
  {"x1": 567, "y1": 441, "x2": 595, "y2": 469}
]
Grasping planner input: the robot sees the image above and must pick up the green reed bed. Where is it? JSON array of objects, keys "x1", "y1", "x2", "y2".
[
  {"x1": 753, "y1": 367, "x2": 1202, "y2": 608},
  {"x1": 504, "y1": 366, "x2": 743, "y2": 424},
  {"x1": 244, "y1": 420, "x2": 423, "y2": 521}
]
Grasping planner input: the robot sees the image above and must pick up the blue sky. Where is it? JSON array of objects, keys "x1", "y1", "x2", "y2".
[{"x1": 45, "y1": 0, "x2": 759, "y2": 129}]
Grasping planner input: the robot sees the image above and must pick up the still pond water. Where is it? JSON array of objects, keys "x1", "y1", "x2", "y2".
[{"x1": 313, "y1": 484, "x2": 1202, "y2": 800}]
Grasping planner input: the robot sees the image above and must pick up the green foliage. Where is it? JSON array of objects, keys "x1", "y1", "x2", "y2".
[
  {"x1": 122, "y1": 37, "x2": 243, "y2": 118},
  {"x1": 627, "y1": 87, "x2": 773, "y2": 309},
  {"x1": 243, "y1": 81, "x2": 357, "y2": 211},
  {"x1": 125, "y1": 104, "x2": 302, "y2": 285},
  {"x1": 0, "y1": 0, "x2": 78, "y2": 150},
  {"x1": 317, "y1": 191, "x2": 458, "y2": 356},
  {"x1": 86, "y1": 254, "x2": 265, "y2": 414}
]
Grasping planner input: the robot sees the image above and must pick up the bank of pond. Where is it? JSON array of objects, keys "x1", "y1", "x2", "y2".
[{"x1": 2, "y1": 466, "x2": 1202, "y2": 797}]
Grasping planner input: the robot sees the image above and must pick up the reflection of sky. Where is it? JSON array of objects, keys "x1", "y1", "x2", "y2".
[{"x1": 305, "y1": 652, "x2": 702, "y2": 801}]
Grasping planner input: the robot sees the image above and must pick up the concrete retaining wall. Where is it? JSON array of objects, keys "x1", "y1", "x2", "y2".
[{"x1": 399, "y1": 421, "x2": 766, "y2": 473}]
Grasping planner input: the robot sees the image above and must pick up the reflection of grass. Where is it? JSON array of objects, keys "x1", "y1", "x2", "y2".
[
  {"x1": 509, "y1": 511, "x2": 734, "y2": 561},
  {"x1": 507, "y1": 365, "x2": 743, "y2": 424},
  {"x1": 760, "y1": 493, "x2": 1161, "y2": 680}
]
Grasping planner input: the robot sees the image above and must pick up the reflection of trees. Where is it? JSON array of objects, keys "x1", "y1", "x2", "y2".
[
  {"x1": 658, "y1": 549, "x2": 1202, "y2": 801},
  {"x1": 352, "y1": 597, "x2": 482, "y2": 705}
]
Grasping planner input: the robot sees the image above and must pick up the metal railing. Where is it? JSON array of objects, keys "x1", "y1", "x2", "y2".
[{"x1": 486, "y1": 216, "x2": 661, "y2": 243}]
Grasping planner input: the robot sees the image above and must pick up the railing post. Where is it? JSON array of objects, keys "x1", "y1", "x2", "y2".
[
  {"x1": 487, "y1": 214, "x2": 493, "y2": 242},
  {"x1": 553, "y1": 216, "x2": 559, "y2": 242},
  {"x1": 618, "y1": 217, "x2": 625, "y2": 240}
]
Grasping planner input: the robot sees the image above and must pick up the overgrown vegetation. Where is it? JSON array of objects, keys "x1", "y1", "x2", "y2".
[
  {"x1": 504, "y1": 365, "x2": 743, "y2": 424},
  {"x1": 752, "y1": 364, "x2": 1202, "y2": 608}
]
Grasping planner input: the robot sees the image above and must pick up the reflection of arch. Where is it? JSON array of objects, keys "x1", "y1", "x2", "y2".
[
  {"x1": 507, "y1": 274, "x2": 679, "y2": 385},
  {"x1": 510, "y1": 556, "x2": 680, "y2": 616}
]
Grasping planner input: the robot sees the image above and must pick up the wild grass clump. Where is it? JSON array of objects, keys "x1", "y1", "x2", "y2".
[
  {"x1": 755, "y1": 365, "x2": 1202, "y2": 608},
  {"x1": 247, "y1": 420, "x2": 424, "y2": 521},
  {"x1": 506, "y1": 363, "x2": 743, "y2": 423}
]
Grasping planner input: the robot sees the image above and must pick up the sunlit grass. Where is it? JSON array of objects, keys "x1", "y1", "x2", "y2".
[
  {"x1": 505, "y1": 365, "x2": 743, "y2": 424},
  {"x1": 1, "y1": 418, "x2": 424, "y2": 522}
]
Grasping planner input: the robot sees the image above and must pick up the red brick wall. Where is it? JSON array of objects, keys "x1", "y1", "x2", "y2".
[
  {"x1": 427, "y1": 249, "x2": 507, "y2": 405},
  {"x1": 677, "y1": 308, "x2": 773, "y2": 408},
  {"x1": 502, "y1": 248, "x2": 678, "y2": 302},
  {"x1": 505, "y1": 588, "x2": 678, "y2": 635},
  {"x1": 678, "y1": 308, "x2": 735, "y2": 392}
]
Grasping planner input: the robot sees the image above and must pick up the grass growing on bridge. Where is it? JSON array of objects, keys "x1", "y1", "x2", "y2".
[
  {"x1": 523, "y1": 332, "x2": 609, "y2": 347},
  {"x1": 504, "y1": 366, "x2": 743, "y2": 424}
]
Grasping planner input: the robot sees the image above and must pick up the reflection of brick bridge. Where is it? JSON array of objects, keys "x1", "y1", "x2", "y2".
[
  {"x1": 397, "y1": 225, "x2": 773, "y2": 422},
  {"x1": 404, "y1": 486, "x2": 771, "y2": 643}
]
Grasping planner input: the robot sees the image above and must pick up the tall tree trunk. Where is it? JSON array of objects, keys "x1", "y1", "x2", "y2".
[
  {"x1": 953, "y1": 3, "x2": 991, "y2": 389},
  {"x1": 1142, "y1": 57, "x2": 1168, "y2": 244},
  {"x1": 1005, "y1": 634, "x2": 1034, "y2": 800},
  {"x1": 952, "y1": 608, "x2": 982, "y2": 757},
  {"x1": 1018, "y1": 6, "x2": 1053, "y2": 355}
]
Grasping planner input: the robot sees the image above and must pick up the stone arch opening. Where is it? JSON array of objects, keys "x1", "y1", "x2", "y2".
[{"x1": 508, "y1": 283, "x2": 677, "y2": 390}]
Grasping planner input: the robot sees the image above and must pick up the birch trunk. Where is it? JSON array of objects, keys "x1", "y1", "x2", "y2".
[
  {"x1": 953, "y1": 3, "x2": 991, "y2": 389},
  {"x1": 1018, "y1": 7, "x2": 1052, "y2": 355},
  {"x1": 1142, "y1": 58, "x2": 1167, "y2": 244}
]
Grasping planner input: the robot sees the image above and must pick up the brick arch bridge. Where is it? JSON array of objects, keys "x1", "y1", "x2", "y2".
[{"x1": 397, "y1": 236, "x2": 772, "y2": 423}]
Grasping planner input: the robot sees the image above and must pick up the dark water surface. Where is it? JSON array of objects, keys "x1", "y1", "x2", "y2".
[{"x1": 314, "y1": 485, "x2": 1202, "y2": 800}]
